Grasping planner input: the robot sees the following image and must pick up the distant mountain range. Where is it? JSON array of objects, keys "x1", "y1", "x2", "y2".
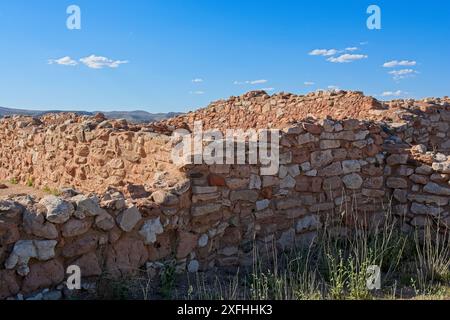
[{"x1": 0, "y1": 106, "x2": 182, "y2": 123}]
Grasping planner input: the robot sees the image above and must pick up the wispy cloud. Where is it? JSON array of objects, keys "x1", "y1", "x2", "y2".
[
  {"x1": 250, "y1": 79, "x2": 268, "y2": 84},
  {"x1": 309, "y1": 46, "x2": 368, "y2": 64},
  {"x1": 234, "y1": 79, "x2": 268, "y2": 85},
  {"x1": 79, "y1": 55, "x2": 129, "y2": 69},
  {"x1": 189, "y1": 91, "x2": 205, "y2": 95},
  {"x1": 381, "y1": 90, "x2": 407, "y2": 97},
  {"x1": 192, "y1": 78, "x2": 204, "y2": 83},
  {"x1": 359, "y1": 41, "x2": 369, "y2": 46},
  {"x1": 328, "y1": 85, "x2": 340, "y2": 91},
  {"x1": 304, "y1": 81, "x2": 315, "y2": 86},
  {"x1": 388, "y1": 69, "x2": 418, "y2": 80},
  {"x1": 327, "y1": 54, "x2": 368, "y2": 63},
  {"x1": 383, "y1": 60, "x2": 417, "y2": 68},
  {"x1": 260, "y1": 87, "x2": 275, "y2": 92},
  {"x1": 48, "y1": 55, "x2": 129, "y2": 69},
  {"x1": 309, "y1": 49, "x2": 338, "y2": 56},
  {"x1": 48, "y1": 56, "x2": 78, "y2": 66}
]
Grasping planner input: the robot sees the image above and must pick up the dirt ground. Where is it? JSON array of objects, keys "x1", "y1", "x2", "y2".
[{"x1": 0, "y1": 181, "x2": 47, "y2": 200}]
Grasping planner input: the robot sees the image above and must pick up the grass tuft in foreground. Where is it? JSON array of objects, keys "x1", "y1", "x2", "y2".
[{"x1": 90, "y1": 198, "x2": 449, "y2": 300}]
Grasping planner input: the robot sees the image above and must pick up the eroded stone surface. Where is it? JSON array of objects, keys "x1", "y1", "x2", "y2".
[
  {"x1": 106, "y1": 237, "x2": 148, "y2": 277},
  {"x1": 5, "y1": 240, "x2": 58, "y2": 276},
  {"x1": 342, "y1": 173, "x2": 363, "y2": 190},
  {"x1": 0, "y1": 270, "x2": 20, "y2": 299},
  {"x1": 139, "y1": 218, "x2": 164, "y2": 244},
  {"x1": 39, "y1": 196, "x2": 74, "y2": 224},
  {"x1": 116, "y1": 206, "x2": 142, "y2": 232},
  {"x1": 21, "y1": 260, "x2": 64, "y2": 294}
]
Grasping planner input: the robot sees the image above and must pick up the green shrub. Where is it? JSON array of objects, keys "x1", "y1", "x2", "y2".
[
  {"x1": 26, "y1": 178, "x2": 34, "y2": 187},
  {"x1": 43, "y1": 186, "x2": 61, "y2": 196}
]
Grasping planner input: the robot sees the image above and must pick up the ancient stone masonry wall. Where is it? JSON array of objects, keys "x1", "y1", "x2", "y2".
[
  {"x1": 0, "y1": 91, "x2": 449, "y2": 299},
  {"x1": 0, "y1": 185, "x2": 191, "y2": 299},
  {"x1": 184, "y1": 119, "x2": 389, "y2": 269},
  {"x1": 1, "y1": 117, "x2": 395, "y2": 299},
  {"x1": 381, "y1": 101, "x2": 450, "y2": 152},
  {"x1": 385, "y1": 145, "x2": 450, "y2": 230},
  {"x1": 0, "y1": 113, "x2": 183, "y2": 195}
]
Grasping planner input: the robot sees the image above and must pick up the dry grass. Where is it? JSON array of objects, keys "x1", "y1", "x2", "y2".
[{"x1": 87, "y1": 198, "x2": 449, "y2": 301}]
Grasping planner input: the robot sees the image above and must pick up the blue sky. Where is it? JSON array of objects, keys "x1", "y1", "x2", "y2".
[{"x1": 0, "y1": 0, "x2": 449, "y2": 113}]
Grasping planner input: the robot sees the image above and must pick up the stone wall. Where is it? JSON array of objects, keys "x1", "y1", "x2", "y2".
[
  {"x1": 381, "y1": 102, "x2": 450, "y2": 152},
  {"x1": 0, "y1": 113, "x2": 182, "y2": 195},
  {"x1": 1, "y1": 94, "x2": 449, "y2": 299},
  {"x1": 183, "y1": 119, "x2": 387, "y2": 266},
  {"x1": 0, "y1": 185, "x2": 191, "y2": 299}
]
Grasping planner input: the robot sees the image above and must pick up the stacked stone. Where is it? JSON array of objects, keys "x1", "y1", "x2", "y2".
[
  {"x1": 1, "y1": 92, "x2": 450, "y2": 300},
  {"x1": 388, "y1": 150, "x2": 450, "y2": 229},
  {"x1": 185, "y1": 119, "x2": 388, "y2": 269},
  {"x1": 384, "y1": 107, "x2": 450, "y2": 153},
  {"x1": 160, "y1": 91, "x2": 450, "y2": 134},
  {"x1": 0, "y1": 181, "x2": 191, "y2": 300},
  {"x1": 162, "y1": 90, "x2": 384, "y2": 132},
  {"x1": 0, "y1": 93, "x2": 448, "y2": 197},
  {"x1": 0, "y1": 114, "x2": 182, "y2": 195}
]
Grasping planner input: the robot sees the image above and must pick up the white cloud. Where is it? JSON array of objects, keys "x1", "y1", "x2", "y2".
[
  {"x1": 388, "y1": 69, "x2": 418, "y2": 80},
  {"x1": 249, "y1": 79, "x2": 268, "y2": 84},
  {"x1": 48, "y1": 56, "x2": 78, "y2": 66},
  {"x1": 309, "y1": 49, "x2": 338, "y2": 56},
  {"x1": 327, "y1": 54, "x2": 368, "y2": 63},
  {"x1": 304, "y1": 81, "x2": 315, "y2": 86},
  {"x1": 189, "y1": 91, "x2": 205, "y2": 95},
  {"x1": 79, "y1": 55, "x2": 129, "y2": 69},
  {"x1": 328, "y1": 85, "x2": 340, "y2": 91},
  {"x1": 383, "y1": 60, "x2": 417, "y2": 68},
  {"x1": 381, "y1": 90, "x2": 407, "y2": 97},
  {"x1": 345, "y1": 47, "x2": 358, "y2": 51},
  {"x1": 389, "y1": 69, "x2": 416, "y2": 76},
  {"x1": 192, "y1": 78, "x2": 204, "y2": 83},
  {"x1": 260, "y1": 87, "x2": 275, "y2": 92},
  {"x1": 360, "y1": 41, "x2": 369, "y2": 46},
  {"x1": 234, "y1": 79, "x2": 268, "y2": 85}
]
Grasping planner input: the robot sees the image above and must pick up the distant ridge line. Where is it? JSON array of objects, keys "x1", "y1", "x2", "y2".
[{"x1": 0, "y1": 106, "x2": 182, "y2": 123}]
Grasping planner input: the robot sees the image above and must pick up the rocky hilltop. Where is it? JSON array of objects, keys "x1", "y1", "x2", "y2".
[{"x1": 160, "y1": 90, "x2": 450, "y2": 131}]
